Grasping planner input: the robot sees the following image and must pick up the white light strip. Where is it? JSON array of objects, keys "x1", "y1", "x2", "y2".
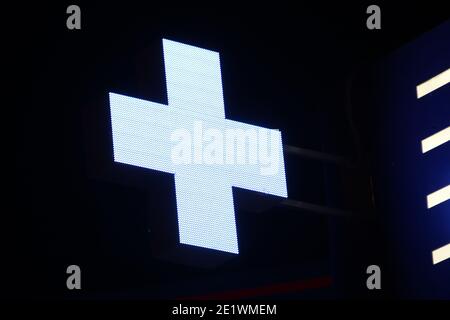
[
  {"x1": 426, "y1": 184, "x2": 450, "y2": 209},
  {"x1": 432, "y1": 243, "x2": 450, "y2": 265},
  {"x1": 421, "y1": 126, "x2": 450, "y2": 153},
  {"x1": 416, "y1": 68, "x2": 450, "y2": 99}
]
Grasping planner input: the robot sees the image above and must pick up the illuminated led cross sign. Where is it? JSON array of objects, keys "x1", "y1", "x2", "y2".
[{"x1": 109, "y1": 39, "x2": 288, "y2": 254}]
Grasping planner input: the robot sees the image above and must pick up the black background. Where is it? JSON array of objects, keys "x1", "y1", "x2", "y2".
[{"x1": 8, "y1": 1, "x2": 449, "y2": 300}]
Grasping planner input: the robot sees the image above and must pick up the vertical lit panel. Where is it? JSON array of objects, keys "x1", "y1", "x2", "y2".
[
  {"x1": 416, "y1": 67, "x2": 450, "y2": 265},
  {"x1": 175, "y1": 171, "x2": 238, "y2": 253},
  {"x1": 163, "y1": 39, "x2": 225, "y2": 118}
]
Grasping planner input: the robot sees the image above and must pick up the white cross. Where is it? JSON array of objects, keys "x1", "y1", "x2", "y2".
[{"x1": 109, "y1": 39, "x2": 287, "y2": 254}]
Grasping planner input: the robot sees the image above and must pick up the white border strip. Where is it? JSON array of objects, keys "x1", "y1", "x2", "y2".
[
  {"x1": 416, "y1": 68, "x2": 450, "y2": 99},
  {"x1": 427, "y1": 185, "x2": 450, "y2": 209},
  {"x1": 421, "y1": 126, "x2": 450, "y2": 153},
  {"x1": 432, "y1": 243, "x2": 450, "y2": 265}
]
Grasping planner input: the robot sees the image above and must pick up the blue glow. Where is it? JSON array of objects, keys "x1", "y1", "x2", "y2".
[{"x1": 109, "y1": 39, "x2": 287, "y2": 254}]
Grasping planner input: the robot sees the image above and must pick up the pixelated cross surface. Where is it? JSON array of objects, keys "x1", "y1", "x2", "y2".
[{"x1": 109, "y1": 39, "x2": 287, "y2": 254}]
